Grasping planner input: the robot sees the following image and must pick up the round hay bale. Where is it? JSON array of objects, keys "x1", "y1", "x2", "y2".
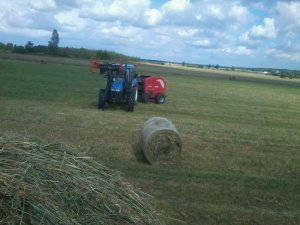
[
  {"x1": 0, "y1": 141, "x2": 163, "y2": 225},
  {"x1": 141, "y1": 117, "x2": 182, "y2": 164}
]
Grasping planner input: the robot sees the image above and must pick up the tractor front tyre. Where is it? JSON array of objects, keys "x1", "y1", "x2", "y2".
[
  {"x1": 155, "y1": 93, "x2": 165, "y2": 104},
  {"x1": 127, "y1": 87, "x2": 137, "y2": 112},
  {"x1": 98, "y1": 89, "x2": 106, "y2": 109}
]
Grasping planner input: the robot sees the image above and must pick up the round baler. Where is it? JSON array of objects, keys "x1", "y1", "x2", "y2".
[{"x1": 138, "y1": 76, "x2": 167, "y2": 104}]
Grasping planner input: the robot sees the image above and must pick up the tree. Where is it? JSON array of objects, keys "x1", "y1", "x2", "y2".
[
  {"x1": 96, "y1": 50, "x2": 111, "y2": 60},
  {"x1": 48, "y1": 29, "x2": 59, "y2": 55},
  {"x1": 0, "y1": 42, "x2": 5, "y2": 49},
  {"x1": 13, "y1": 45, "x2": 26, "y2": 53},
  {"x1": 6, "y1": 43, "x2": 14, "y2": 51},
  {"x1": 25, "y1": 41, "x2": 34, "y2": 52}
]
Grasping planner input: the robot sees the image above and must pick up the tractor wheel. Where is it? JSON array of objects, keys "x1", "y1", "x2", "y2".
[
  {"x1": 127, "y1": 87, "x2": 137, "y2": 112},
  {"x1": 98, "y1": 89, "x2": 106, "y2": 109},
  {"x1": 155, "y1": 93, "x2": 165, "y2": 104},
  {"x1": 134, "y1": 87, "x2": 138, "y2": 102}
]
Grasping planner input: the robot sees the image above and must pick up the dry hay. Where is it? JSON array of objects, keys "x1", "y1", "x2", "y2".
[
  {"x1": 140, "y1": 117, "x2": 182, "y2": 164},
  {"x1": 0, "y1": 141, "x2": 163, "y2": 225}
]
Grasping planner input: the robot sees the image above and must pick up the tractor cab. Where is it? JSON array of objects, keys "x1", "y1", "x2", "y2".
[
  {"x1": 124, "y1": 64, "x2": 138, "y2": 90},
  {"x1": 108, "y1": 64, "x2": 137, "y2": 93}
]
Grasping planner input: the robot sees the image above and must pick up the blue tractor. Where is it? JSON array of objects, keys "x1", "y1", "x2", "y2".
[{"x1": 98, "y1": 63, "x2": 138, "y2": 112}]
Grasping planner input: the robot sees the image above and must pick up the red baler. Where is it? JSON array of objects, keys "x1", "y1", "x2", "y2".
[{"x1": 138, "y1": 75, "x2": 167, "y2": 104}]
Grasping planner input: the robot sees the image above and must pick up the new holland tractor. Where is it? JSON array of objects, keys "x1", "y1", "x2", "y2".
[{"x1": 98, "y1": 63, "x2": 138, "y2": 112}]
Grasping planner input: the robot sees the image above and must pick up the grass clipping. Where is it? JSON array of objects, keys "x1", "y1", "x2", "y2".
[
  {"x1": 141, "y1": 117, "x2": 182, "y2": 164},
  {"x1": 0, "y1": 141, "x2": 163, "y2": 225}
]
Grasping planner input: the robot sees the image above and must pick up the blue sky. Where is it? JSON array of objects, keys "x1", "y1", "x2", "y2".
[{"x1": 1, "y1": 0, "x2": 300, "y2": 70}]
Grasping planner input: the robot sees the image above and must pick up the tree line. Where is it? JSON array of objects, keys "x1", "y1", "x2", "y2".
[{"x1": 0, "y1": 30, "x2": 139, "y2": 61}]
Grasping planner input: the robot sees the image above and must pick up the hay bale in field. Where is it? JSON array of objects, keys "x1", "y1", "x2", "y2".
[
  {"x1": 0, "y1": 141, "x2": 163, "y2": 225},
  {"x1": 140, "y1": 117, "x2": 182, "y2": 164}
]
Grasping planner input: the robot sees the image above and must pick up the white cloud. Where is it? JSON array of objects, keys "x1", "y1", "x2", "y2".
[
  {"x1": 266, "y1": 48, "x2": 300, "y2": 63},
  {"x1": 144, "y1": 9, "x2": 162, "y2": 26},
  {"x1": 102, "y1": 25, "x2": 138, "y2": 39},
  {"x1": 235, "y1": 46, "x2": 252, "y2": 55},
  {"x1": 192, "y1": 1, "x2": 252, "y2": 29},
  {"x1": 162, "y1": 0, "x2": 190, "y2": 12},
  {"x1": 1, "y1": 26, "x2": 50, "y2": 38},
  {"x1": 79, "y1": 0, "x2": 150, "y2": 25},
  {"x1": 178, "y1": 28, "x2": 198, "y2": 38},
  {"x1": 55, "y1": 10, "x2": 85, "y2": 31},
  {"x1": 248, "y1": 18, "x2": 276, "y2": 39},
  {"x1": 192, "y1": 39, "x2": 211, "y2": 47},
  {"x1": 29, "y1": 0, "x2": 56, "y2": 10},
  {"x1": 107, "y1": 0, "x2": 149, "y2": 17},
  {"x1": 239, "y1": 32, "x2": 259, "y2": 46},
  {"x1": 250, "y1": 2, "x2": 266, "y2": 10},
  {"x1": 195, "y1": 14, "x2": 202, "y2": 21},
  {"x1": 207, "y1": 4, "x2": 224, "y2": 19},
  {"x1": 228, "y1": 5, "x2": 249, "y2": 21},
  {"x1": 0, "y1": 1, "x2": 31, "y2": 28},
  {"x1": 275, "y1": 1, "x2": 300, "y2": 30},
  {"x1": 223, "y1": 46, "x2": 252, "y2": 56}
]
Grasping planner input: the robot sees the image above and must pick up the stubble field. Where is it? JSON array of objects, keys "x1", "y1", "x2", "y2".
[{"x1": 0, "y1": 56, "x2": 300, "y2": 225}]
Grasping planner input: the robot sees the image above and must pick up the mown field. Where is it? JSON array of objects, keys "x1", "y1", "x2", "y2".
[{"x1": 0, "y1": 56, "x2": 300, "y2": 225}]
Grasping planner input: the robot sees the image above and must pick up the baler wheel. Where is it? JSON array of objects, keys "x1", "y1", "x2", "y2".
[{"x1": 155, "y1": 93, "x2": 165, "y2": 104}]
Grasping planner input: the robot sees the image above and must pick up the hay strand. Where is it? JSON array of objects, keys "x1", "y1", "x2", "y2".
[
  {"x1": 0, "y1": 141, "x2": 163, "y2": 225},
  {"x1": 140, "y1": 117, "x2": 182, "y2": 164}
]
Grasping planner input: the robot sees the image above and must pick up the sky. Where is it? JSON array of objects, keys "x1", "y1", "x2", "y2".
[{"x1": 0, "y1": 0, "x2": 300, "y2": 70}]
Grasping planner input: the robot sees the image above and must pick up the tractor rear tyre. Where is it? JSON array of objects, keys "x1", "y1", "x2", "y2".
[
  {"x1": 155, "y1": 93, "x2": 165, "y2": 104},
  {"x1": 127, "y1": 87, "x2": 137, "y2": 112},
  {"x1": 98, "y1": 89, "x2": 106, "y2": 109}
]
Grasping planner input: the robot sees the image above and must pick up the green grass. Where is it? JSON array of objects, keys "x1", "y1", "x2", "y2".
[{"x1": 1, "y1": 57, "x2": 300, "y2": 225}]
